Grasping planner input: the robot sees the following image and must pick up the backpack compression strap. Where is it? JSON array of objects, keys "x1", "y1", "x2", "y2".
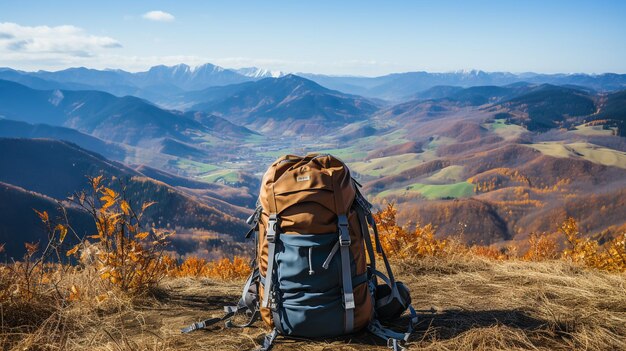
[
  {"x1": 261, "y1": 213, "x2": 278, "y2": 309},
  {"x1": 181, "y1": 270, "x2": 260, "y2": 333},
  {"x1": 354, "y1": 191, "x2": 419, "y2": 349},
  {"x1": 255, "y1": 328, "x2": 278, "y2": 351},
  {"x1": 332, "y1": 170, "x2": 355, "y2": 334},
  {"x1": 261, "y1": 178, "x2": 280, "y2": 309}
]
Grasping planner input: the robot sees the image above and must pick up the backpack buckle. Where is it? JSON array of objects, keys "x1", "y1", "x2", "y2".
[
  {"x1": 267, "y1": 214, "x2": 278, "y2": 243},
  {"x1": 339, "y1": 233, "x2": 351, "y2": 246},
  {"x1": 338, "y1": 215, "x2": 351, "y2": 246}
]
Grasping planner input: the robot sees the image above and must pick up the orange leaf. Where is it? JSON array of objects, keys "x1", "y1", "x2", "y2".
[
  {"x1": 104, "y1": 188, "x2": 117, "y2": 198},
  {"x1": 56, "y1": 224, "x2": 68, "y2": 243},
  {"x1": 136, "y1": 232, "x2": 150, "y2": 240},
  {"x1": 69, "y1": 284, "x2": 80, "y2": 301},
  {"x1": 95, "y1": 294, "x2": 108, "y2": 303},
  {"x1": 66, "y1": 244, "x2": 80, "y2": 257},
  {"x1": 92, "y1": 175, "x2": 103, "y2": 190},
  {"x1": 34, "y1": 209, "x2": 49, "y2": 223},
  {"x1": 141, "y1": 201, "x2": 156, "y2": 212},
  {"x1": 120, "y1": 200, "x2": 130, "y2": 216},
  {"x1": 25, "y1": 242, "x2": 39, "y2": 255}
]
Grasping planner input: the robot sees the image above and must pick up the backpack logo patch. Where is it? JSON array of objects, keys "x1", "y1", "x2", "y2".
[{"x1": 297, "y1": 175, "x2": 310, "y2": 182}]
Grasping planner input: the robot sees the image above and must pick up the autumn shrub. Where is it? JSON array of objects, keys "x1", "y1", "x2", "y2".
[
  {"x1": 0, "y1": 244, "x2": 64, "y2": 305},
  {"x1": 0, "y1": 203, "x2": 88, "y2": 309},
  {"x1": 601, "y1": 232, "x2": 626, "y2": 272},
  {"x1": 175, "y1": 256, "x2": 209, "y2": 277},
  {"x1": 560, "y1": 217, "x2": 626, "y2": 272},
  {"x1": 373, "y1": 203, "x2": 448, "y2": 259},
  {"x1": 63, "y1": 176, "x2": 174, "y2": 294},
  {"x1": 172, "y1": 255, "x2": 251, "y2": 280},
  {"x1": 561, "y1": 217, "x2": 601, "y2": 267},
  {"x1": 469, "y1": 245, "x2": 509, "y2": 260},
  {"x1": 522, "y1": 233, "x2": 559, "y2": 261}
]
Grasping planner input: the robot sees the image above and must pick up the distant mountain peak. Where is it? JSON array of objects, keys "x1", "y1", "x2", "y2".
[
  {"x1": 235, "y1": 67, "x2": 285, "y2": 78},
  {"x1": 193, "y1": 63, "x2": 223, "y2": 73},
  {"x1": 147, "y1": 64, "x2": 191, "y2": 73}
]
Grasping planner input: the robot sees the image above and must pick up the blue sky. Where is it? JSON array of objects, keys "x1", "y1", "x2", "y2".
[{"x1": 0, "y1": 0, "x2": 625, "y2": 75}]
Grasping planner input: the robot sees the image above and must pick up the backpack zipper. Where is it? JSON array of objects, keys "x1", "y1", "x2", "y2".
[{"x1": 308, "y1": 247, "x2": 315, "y2": 275}]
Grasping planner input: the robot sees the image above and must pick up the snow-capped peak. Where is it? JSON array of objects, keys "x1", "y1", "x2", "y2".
[
  {"x1": 193, "y1": 63, "x2": 224, "y2": 73},
  {"x1": 235, "y1": 67, "x2": 285, "y2": 78}
]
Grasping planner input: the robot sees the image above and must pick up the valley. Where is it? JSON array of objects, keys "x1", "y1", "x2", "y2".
[{"x1": 1, "y1": 65, "x2": 625, "y2": 259}]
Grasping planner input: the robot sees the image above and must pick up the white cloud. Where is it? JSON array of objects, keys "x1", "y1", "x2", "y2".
[
  {"x1": 142, "y1": 11, "x2": 175, "y2": 22},
  {"x1": 0, "y1": 22, "x2": 392, "y2": 75},
  {"x1": 0, "y1": 22, "x2": 121, "y2": 63}
]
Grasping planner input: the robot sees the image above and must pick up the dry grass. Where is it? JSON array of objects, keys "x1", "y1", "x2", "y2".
[{"x1": 3, "y1": 256, "x2": 624, "y2": 351}]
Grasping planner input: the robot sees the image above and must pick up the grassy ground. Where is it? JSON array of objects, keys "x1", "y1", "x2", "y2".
[
  {"x1": 570, "y1": 124, "x2": 618, "y2": 137},
  {"x1": 527, "y1": 142, "x2": 626, "y2": 169},
  {"x1": 424, "y1": 165, "x2": 465, "y2": 183},
  {"x1": 199, "y1": 169, "x2": 241, "y2": 184},
  {"x1": 5, "y1": 257, "x2": 624, "y2": 350},
  {"x1": 350, "y1": 154, "x2": 423, "y2": 177},
  {"x1": 378, "y1": 182, "x2": 474, "y2": 200},
  {"x1": 483, "y1": 120, "x2": 527, "y2": 140},
  {"x1": 174, "y1": 159, "x2": 221, "y2": 174}
]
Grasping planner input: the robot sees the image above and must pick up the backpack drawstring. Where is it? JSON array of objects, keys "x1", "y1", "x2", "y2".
[{"x1": 308, "y1": 247, "x2": 315, "y2": 275}]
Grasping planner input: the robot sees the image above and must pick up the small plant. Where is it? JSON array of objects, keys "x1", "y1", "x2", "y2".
[
  {"x1": 601, "y1": 232, "x2": 626, "y2": 272},
  {"x1": 523, "y1": 233, "x2": 559, "y2": 261},
  {"x1": 203, "y1": 256, "x2": 251, "y2": 280},
  {"x1": 374, "y1": 203, "x2": 447, "y2": 259},
  {"x1": 175, "y1": 256, "x2": 209, "y2": 277},
  {"x1": 561, "y1": 217, "x2": 600, "y2": 267},
  {"x1": 469, "y1": 245, "x2": 508, "y2": 260},
  {"x1": 65, "y1": 175, "x2": 174, "y2": 293},
  {"x1": 172, "y1": 255, "x2": 251, "y2": 280}
]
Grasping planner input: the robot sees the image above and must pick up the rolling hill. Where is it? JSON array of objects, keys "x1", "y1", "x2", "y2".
[
  {"x1": 0, "y1": 138, "x2": 251, "y2": 257},
  {"x1": 495, "y1": 84, "x2": 597, "y2": 131},
  {"x1": 592, "y1": 90, "x2": 626, "y2": 136},
  {"x1": 304, "y1": 70, "x2": 626, "y2": 100},
  {"x1": 0, "y1": 181, "x2": 95, "y2": 259},
  {"x1": 188, "y1": 74, "x2": 380, "y2": 134},
  {"x1": 0, "y1": 119, "x2": 127, "y2": 160},
  {"x1": 0, "y1": 79, "x2": 255, "y2": 147}
]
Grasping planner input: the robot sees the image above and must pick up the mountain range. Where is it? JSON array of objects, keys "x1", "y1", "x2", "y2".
[{"x1": 2, "y1": 64, "x2": 626, "y2": 104}]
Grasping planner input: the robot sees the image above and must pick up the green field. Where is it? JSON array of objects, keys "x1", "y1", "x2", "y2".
[
  {"x1": 484, "y1": 120, "x2": 527, "y2": 139},
  {"x1": 570, "y1": 123, "x2": 618, "y2": 137},
  {"x1": 425, "y1": 165, "x2": 465, "y2": 183},
  {"x1": 377, "y1": 181, "x2": 474, "y2": 200},
  {"x1": 350, "y1": 153, "x2": 423, "y2": 177},
  {"x1": 174, "y1": 159, "x2": 221, "y2": 174},
  {"x1": 200, "y1": 169, "x2": 241, "y2": 183}
]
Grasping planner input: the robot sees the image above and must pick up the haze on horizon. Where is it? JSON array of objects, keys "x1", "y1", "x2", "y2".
[{"x1": 0, "y1": 0, "x2": 625, "y2": 76}]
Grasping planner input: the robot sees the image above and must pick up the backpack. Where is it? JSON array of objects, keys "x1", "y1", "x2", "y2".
[{"x1": 182, "y1": 154, "x2": 418, "y2": 351}]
